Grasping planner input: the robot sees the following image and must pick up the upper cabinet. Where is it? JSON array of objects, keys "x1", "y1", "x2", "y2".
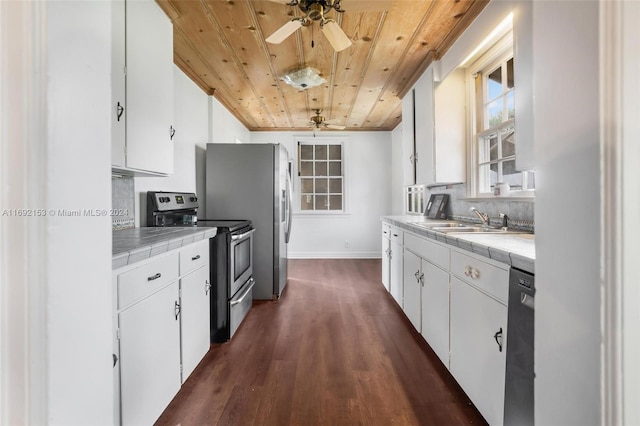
[
  {"x1": 112, "y1": 0, "x2": 175, "y2": 176},
  {"x1": 402, "y1": 64, "x2": 466, "y2": 187}
]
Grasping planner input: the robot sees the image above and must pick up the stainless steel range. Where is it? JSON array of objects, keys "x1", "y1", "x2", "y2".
[{"x1": 147, "y1": 191, "x2": 255, "y2": 342}]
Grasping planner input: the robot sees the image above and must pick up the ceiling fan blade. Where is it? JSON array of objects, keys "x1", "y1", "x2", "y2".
[
  {"x1": 266, "y1": 19, "x2": 303, "y2": 44},
  {"x1": 326, "y1": 124, "x2": 346, "y2": 130},
  {"x1": 339, "y1": 0, "x2": 393, "y2": 12},
  {"x1": 321, "y1": 20, "x2": 352, "y2": 52}
]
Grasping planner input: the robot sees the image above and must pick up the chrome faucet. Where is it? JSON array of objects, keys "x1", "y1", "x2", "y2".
[{"x1": 470, "y1": 207, "x2": 490, "y2": 227}]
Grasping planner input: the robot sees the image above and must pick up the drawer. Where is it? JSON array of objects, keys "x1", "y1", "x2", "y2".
[
  {"x1": 389, "y1": 227, "x2": 403, "y2": 245},
  {"x1": 450, "y1": 250, "x2": 509, "y2": 304},
  {"x1": 404, "y1": 233, "x2": 449, "y2": 270},
  {"x1": 180, "y1": 239, "x2": 210, "y2": 276},
  {"x1": 118, "y1": 253, "x2": 179, "y2": 309},
  {"x1": 382, "y1": 224, "x2": 391, "y2": 239}
]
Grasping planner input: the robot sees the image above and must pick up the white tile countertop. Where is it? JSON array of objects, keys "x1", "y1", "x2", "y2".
[
  {"x1": 382, "y1": 215, "x2": 535, "y2": 274},
  {"x1": 112, "y1": 227, "x2": 217, "y2": 269}
]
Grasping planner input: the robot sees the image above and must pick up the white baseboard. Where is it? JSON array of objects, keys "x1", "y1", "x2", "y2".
[{"x1": 288, "y1": 252, "x2": 381, "y2": 259}]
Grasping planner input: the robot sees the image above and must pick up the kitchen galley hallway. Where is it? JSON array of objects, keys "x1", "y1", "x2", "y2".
[{"x1": 156, "y1": 259, "x2": 486, "y2": 426}]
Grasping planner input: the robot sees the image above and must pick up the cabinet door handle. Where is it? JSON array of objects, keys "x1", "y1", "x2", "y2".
[
  {"x1": 419, "y1": 273, "x2": 424, "y2": 286},
  {"x1": 414, "y1": 270, "x2": 421, "y2": 283},
  {"x1": 388, "y1": 249, "x2": 392, "y2": 260},
  {"x1": 174, "y1": 301, "x2": 181, "y2": 320},
  {"x1": 493, "y1": 327, "x2": 503, "y2": 352},
  {"x1": 147, "y1": 273, "x2": 161, "y2": 281},
  {"x1": 169, "y1": 126, "x2": 176, "y2": 140},
  {"x1": 191, "y1": 254, "x2": 201, "y2": 261},
  {"x1": 116, "y1": 102, "x2": 124, "y2": 121},
  {"x1": 464, "y1": 266, "x2": 480, "y2": 280},
  {"x1": 112, "y1": 353, "x2": 118, "y2": 368},
  {"x1": 205, "y1": 280, "x2": 211, "y2": 295}
]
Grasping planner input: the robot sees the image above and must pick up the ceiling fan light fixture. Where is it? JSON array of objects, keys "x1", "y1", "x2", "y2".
[{"x1": 280, "y1": 67, "x2": 326, "y2": 90}]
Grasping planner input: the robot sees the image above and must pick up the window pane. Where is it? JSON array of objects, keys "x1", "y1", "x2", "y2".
[
  {"x1": 506, "y1": 91, "x2": 515, "y2": 120},
  {"x1": 315, "y1": 178, "x2": 328, "y2": 193},
  {"x1": 315, "y1": 162, "x2": 327, "y2": 176},
  {"x1": 502, "y1": 159, "x2": 522, "y2": 189},
  {"x1": 501, "y1": 128, "x2": 516, "y2": 157},
  {"x1": 329, "y1": 178, "x2": 342, "y2": 193},
  {"x1": 489, "y1": 135, "x2": 499, "y2": 162},
  {"x1": 487, "y1": 98, "x2": 503, "y2": 127},
  {"x1": 300, "y1": 161, "x2": 313, "y2": 177},
  {"x1": 507, "y1": 58, "x2": 514, "y2": 89},
  {"x1": 487, "y1": 66, "x2": 502, "y2": 100},
  {"x1": 300, "y1": 145, "x2": 313, "y2": 160},
  {"x1": 315, "y1": 195, "x2": 328, "y2": 210},
  {"x1": 301, "y1": 178, "x2": 313, "y2": 193},
  {"x1": 315, "y1": 145, "x2": 327, "y2": 160},
  {"x1": 329, "y1": 144, "x2": 342, "y2": 160},
  {"x1": 329, "y1": 195, "x2": 342, "y2": 210},
  {"x1": 329, "y1": 161, "x2": 342, "y2": 176},
  {"x1": 301, "y1": 194, "x2": 313, "y2": 210}
]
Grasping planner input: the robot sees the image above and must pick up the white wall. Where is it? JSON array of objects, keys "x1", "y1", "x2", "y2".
[
  {"x1": 250, "y1": 131, "x2": 392, "y2": 258},
  {"x1": 46, "y1": 2, "x2": 113, "y2": 423},
  {"x1": 533, "y1": 2, "x2": 601, "y2": 424},
  {"x1": 134, "y1": 67, "x2": 249, "y2": 224}
]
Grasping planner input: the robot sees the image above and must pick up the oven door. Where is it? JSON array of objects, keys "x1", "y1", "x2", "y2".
[{"x1": 229, "y1": 227, "x2": 254, "y2": 297}]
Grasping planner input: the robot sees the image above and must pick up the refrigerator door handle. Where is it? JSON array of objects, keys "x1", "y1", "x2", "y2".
[{"x1": 285, "y1": 174, "x2": 293, "y2": 243}]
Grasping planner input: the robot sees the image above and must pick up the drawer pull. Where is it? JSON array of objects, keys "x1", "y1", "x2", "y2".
[
  {"x1": 392, "y1": 233, "x2": 398, "y2": 237},
  {"x1": 192, "y1": 254, "x2": 201, "y2": 261},
  {"x1": 464, "y1": 266, "x2": 480, "y2": 280},
  {"x1": 147, "y1": 273, "x2": 162, "y2": 281},
  {"x1": 494, "y1": 327, "x2": 503, "y2": 352}
]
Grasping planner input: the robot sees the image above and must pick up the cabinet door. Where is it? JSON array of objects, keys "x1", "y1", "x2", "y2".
[
  {"x1": 125, "y1": 0, "x2": 174, "y2": 174},
  {"x1": 389, "y1": 239, "x2": 403, "y2": 306},
  {"x1": 401, "y1": 90, "x2": 416, "y2": 186},
  {"x1": 421, "y1": 261, "x2": 450, "y2": 367},
  {"x1": 119, "y1": 281, "x2": 181, "y2": 425},
  {"x1": 381, "y1": 235, "x2": 390, "y2": 292},
  {"x1": 111, "y1": 0, "x2": 126, "y2": 167},
  {"x1": 402, "y1": 250, "x2": 422, "y2": 332},
  {"x1": 180, "y1": 265, "x2": 211, "y2": 382},
  {"x1": 414, "y1": 66, "x2": 435, "y2": 185},
  {"x1": 450, "y1": 276, "x2": 507, "y2": 426}
]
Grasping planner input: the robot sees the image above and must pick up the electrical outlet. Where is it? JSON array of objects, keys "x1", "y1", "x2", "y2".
[{"x1": 344, "y1": 240, "x2": 350, "y2": 248}]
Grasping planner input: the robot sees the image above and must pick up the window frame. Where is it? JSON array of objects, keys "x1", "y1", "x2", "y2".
[
  {"x1": 465, "y1": 28, "x2": 535, "y2": 199},
  {"x1": 294, "y1": 137, "x2": 349, "y2": 215}
]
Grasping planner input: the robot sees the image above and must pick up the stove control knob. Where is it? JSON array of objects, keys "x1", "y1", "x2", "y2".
[{"x1": 190, "y1": 197, "x2": 197, "y2": 202}]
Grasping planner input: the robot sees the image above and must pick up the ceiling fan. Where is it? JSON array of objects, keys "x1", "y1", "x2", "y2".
[
  {"x1": 266, "y1": 0, "x2": 391, "y2": 52},
  {"x1": 309, "y1": 109, "x2": 346, "y2": 130}
]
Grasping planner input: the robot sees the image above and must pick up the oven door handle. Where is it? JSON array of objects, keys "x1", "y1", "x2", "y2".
[
  {"x1": 231, "y1": 228, "x2": 255, "y2": 241},
  {"x1": 230, "y1": 278, "x2": 255, "y2": 306}
]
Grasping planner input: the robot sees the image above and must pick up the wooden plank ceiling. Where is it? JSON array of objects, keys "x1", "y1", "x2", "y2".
[{"x1": 156, "y1": 0, "x2": 488, "y2": 131}]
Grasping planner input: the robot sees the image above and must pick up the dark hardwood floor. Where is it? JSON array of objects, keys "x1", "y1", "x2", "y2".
[{"x1": 156, "y1": 259, "x2": 487, "y2": 426}]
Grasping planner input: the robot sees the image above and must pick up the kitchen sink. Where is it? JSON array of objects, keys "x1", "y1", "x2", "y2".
[{"x1": 409, "y1": 222, "x2": 466, "y2": 228}]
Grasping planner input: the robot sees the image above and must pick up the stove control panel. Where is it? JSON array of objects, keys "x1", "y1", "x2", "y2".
[{"x1": 147, "y1": 191, "x2": 199, "y2": 212}]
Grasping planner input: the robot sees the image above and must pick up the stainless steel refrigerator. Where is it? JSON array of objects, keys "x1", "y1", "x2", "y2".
[{"x1": 206, "y1": 143, "x2": 292, "y2": 300}]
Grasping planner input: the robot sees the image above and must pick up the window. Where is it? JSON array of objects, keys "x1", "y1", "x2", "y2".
[
  {"x1": 468, "y1": 18, "x2": 535, "y2": 197},
  {"x1": 297, "y1": 140, "x2": 344, "y2": 212}
]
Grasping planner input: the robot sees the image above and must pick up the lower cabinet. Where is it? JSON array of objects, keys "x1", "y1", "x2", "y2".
[
  {"x1": 389, "y1": 238, "x2": 403, "y2": 306},
  {"x1": 420, "y1": 260, "x2": 450, "y2": 367},
  {"x1": 381, "y1": 225, "x2": 391, "y2": 292},
  {"x1": 402, "y1": 249, "x2": 422, "y2": 332},
  {"x1": 180, "y1": 264, "x2": 211, "y2": 381},
  {"x1": 114, "y1": 239, "x2": 211, "y2": 425},
  {"x1": 119, "y1": 281, "x2": 181, "y2": 425}
]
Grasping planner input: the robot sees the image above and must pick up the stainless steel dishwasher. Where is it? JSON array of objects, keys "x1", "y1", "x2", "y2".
[{"x1": 504, "y1": 267, "x2": 535, "y2": 425}]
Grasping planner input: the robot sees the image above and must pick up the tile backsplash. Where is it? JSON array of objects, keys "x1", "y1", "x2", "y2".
[
  {"x1": 425, "y1": 183, "x2": 534, "y2": 232},
  {"x1": 112, "y1": 176, "x2": 135, "y2": 230}
]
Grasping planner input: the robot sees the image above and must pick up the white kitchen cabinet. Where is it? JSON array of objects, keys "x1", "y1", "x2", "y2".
[
  {"x1": 513, "y1": 0, "x2": 534, "y2": 171},
  {"x1": 180, "y1": 263, "x2": 210, "y2": 382},
  {"x1": 389, "y1": 228, "x2": 404, "y2": 307},
  {"x1": 450, "y1": 270, "x2": 508, "y2": 426},
  {"x1": 402, "y1": 249, "x2": 422, "y2": 332},
  {"x1": 402, "y1": 89, "x2": 416, "y2": 186},
  {"x1": 381, "y1": 225, "x2": 391, "y2": 292},
  {"x1": 112, "y1": 0, "x2": 174, "y2": 175},
  {"x1": 402, "y1": 64, "x2": 466, "y2": 186},
  {"x1": 119, "y1": 280, "x2": 181, "y2": 425},
  {"x1": 420, "y1": 260, "x2": 450, "y2": 367},
  {"x1": 111, "y1": 0, "x2": 126, "y2": 168}
]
